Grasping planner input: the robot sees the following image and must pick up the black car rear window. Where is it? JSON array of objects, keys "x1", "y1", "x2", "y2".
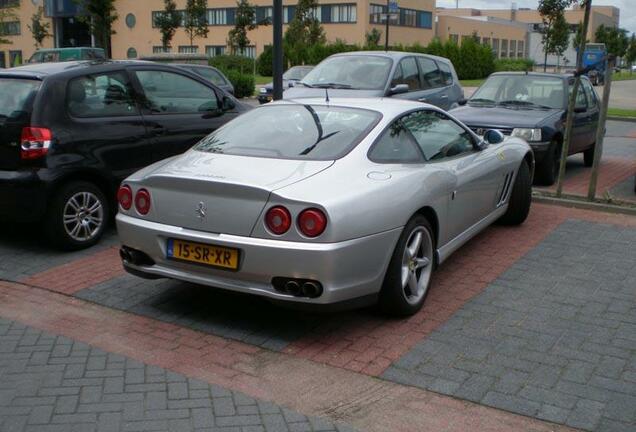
[
  {"x1": 195, "y1": 104, "x2": 381, "y2": 160},
  {"x1": 0, "y1": 78, "x2": 41, "y2": 118}
]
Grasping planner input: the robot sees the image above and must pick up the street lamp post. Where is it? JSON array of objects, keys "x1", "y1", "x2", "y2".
[
  {"x1": 385, "y1": 0, "x2": 390, "y2": 50},
  {"x1": 272, "y1": 0, "x2": 283, "y2": 100}
]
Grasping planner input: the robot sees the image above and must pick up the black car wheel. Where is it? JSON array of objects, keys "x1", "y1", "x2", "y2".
[
  {"x1": 535, "y1": 140, "x2": 561, "y2": 186},
  {"x1": 498, "y1": 161, "x2": 532, "y2": 226},
  {"x1": 584, "y1": 144, "x2": 595, "y2": 167},
  {"x1": 45, "y1": 181, "x2": 109, "y2": 250}
]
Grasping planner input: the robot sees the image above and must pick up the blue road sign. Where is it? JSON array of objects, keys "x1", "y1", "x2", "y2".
[{"x1": 389, "y1": 1, "x2": 399, "y2": 13}]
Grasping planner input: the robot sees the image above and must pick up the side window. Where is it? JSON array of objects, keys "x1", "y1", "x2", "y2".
[
  {"x1": 405, "y1": 110, "x2": 475, "y2": 160},
  {"x1": 582, "y1": 81, "x2": 598, "y2": 108},
  {"x1": 437, "y1": 61, "x2": 454, "y2": 86},
  {"x1": 390, "y1": 57, "x2": 421, "y2": 91},
  {"x1": 67, "y1": 71, "x2": 139, "y2": 118},
  {"x1": 417, "y1": 57, "x2": 444, "y2": 89},
  {"x1": 135, "y1": 70, "x2": 219, "y2": 114},
  {"x1": 369, "y1": 118, "x2": 424, "y2": 163},
  {"x1": 570, "y1": 82, "x2": 587, "y2": 111}
]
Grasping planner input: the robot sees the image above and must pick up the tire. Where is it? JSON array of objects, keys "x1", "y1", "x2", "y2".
[
  {"x1": 45, "y1": 181, "x2": 109, "y2": 251},
  {"x1": 584, "y1": 144, "x2": 595, "y2": 167},
  {"x1": 534, "y1": 140, "x2": 560, "y2": 186},
  {"x1": 498, "y1": 161, "x2": 532, "y2": 226},
  {"x1": 378, "y1": 216, "x2": 435, "y2": 316}
]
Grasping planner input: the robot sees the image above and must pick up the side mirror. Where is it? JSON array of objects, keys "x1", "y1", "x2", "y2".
[
  {"x1": 387, "y1": 84, "x2": 409, "y2": 96},
  {"x1": 458, "y1": 98, "x2": 468, "y2": 106},
  {"x1": 288, "y1": 81, "x2": 295, "y2": 88},
  {"x1": 573, "y1": 106, "x2": 587, "y2": 114},
  {"x1": 222, "y1": 95, "x2": 235, "y2": 111},
  {"x1": 483, "y1": 129, "x2": 505, "y2": 145}
]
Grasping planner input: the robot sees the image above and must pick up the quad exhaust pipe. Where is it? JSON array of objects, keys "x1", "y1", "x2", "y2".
[
  {"x1": 273, "y1": 277, "x2": 323, "y2": 298},
  {"x1": 120, "y1": 246, "x2": 155, "y2": 267}
]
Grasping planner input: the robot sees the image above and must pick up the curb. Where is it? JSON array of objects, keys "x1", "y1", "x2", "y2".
[
  {"x1": 607, "y1": 116, "x2": 636, "y2": 123},
  {"x1": 532, "y1": 194, "x2": 636, "y2": 216}
]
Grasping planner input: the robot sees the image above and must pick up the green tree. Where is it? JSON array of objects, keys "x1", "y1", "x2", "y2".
[
  {"x1": 183, "y1": 0, "x2": 209, "y2": 49},
  {"x1": 625, "y1": 33, "x2": 636, "y2": 74},
  {"x1": 74, "y1": 0, "x2": 119, "y2": 56},
  {"x1": 284, "y1": 0, "x2": 326, "y2": 65},
  {"x1": 572, "y1": 21, "x2": 587, "y2": 50},
  {"x1": 364, "y1": 28, "x2": 381, "y2": 48},
  {"x1": 538, "y1": 0, "x2": 571, "y2": 72},
  {"x1": 228, "y1": 0, "x2": 257, "y2": 56},
  {"x1": 0, "y1": 6, "x2": 18, "y2": 45},
  {"x1": 595, "y1": 24, "x2": 629, "y2": 58},
  {"x1": 154, "y1": 0, "x2": 181, "y2": 52},
  {"x1": 28, "y1": 7, "x2": 51, "y2": 48}
]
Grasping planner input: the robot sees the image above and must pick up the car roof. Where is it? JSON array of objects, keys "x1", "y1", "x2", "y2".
[
  {"x1": 270, "y1": 97, "x2": 438, "y2": 117},
  {"x1": 331, "y1": 50, "x2": 452, "y2": 64},
  {"x1": 174, "y1": 63, "x2": 219, "y2": 69},
  {"x1": 35, "y1": 47, "x2": 103, "y2": 52},
  {"x1": 489, "y1": 71, "x2": 569, "y2": 79},
  {"x1": 1, "y1": 60, "x2": 166, "y2": 79}
]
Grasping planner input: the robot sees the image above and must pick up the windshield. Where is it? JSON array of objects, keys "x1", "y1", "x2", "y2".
[
  {"x1": 0, "y1": 78, "x2": 41, "y2": 118},
  {"x1": 195, "y1": 104, "x2": 381, "y2": 160},
  {"x1": 283, "y1": 67, "x2": 312, "y2": 81},
  {"x1": 470, "y1": 75, "x2": 565, "y2": 109},
  {"x1": 301, "y1": 55, "x2": 392, "y2": 90}
]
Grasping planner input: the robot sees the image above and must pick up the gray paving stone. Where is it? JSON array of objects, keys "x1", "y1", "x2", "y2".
[
  {"x1": 0, "y1": 318, "x2": 349, "y2": 432},
  {"x1": 384, "y1": 220, "x2": 636, "y2": 432}
]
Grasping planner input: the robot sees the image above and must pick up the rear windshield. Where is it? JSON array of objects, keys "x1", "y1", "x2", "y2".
[
  {"x1": 195, "y1": 104, "x2": 381, "y2": 160},
  {"x1": 301, "y1": 55, "x2": 392, "y2": 90},
  {"x1": 0, "y1": 78, "x2": 41, "y2": 118}
]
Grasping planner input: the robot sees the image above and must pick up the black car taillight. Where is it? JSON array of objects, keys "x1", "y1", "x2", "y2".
[{"x1": 20, "y1": 127, "x2": 52, "y2": 160}]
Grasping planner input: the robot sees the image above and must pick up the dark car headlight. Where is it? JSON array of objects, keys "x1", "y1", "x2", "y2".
[{"x1": 511, "y1": 128, "x2": 542, "y2": 142}]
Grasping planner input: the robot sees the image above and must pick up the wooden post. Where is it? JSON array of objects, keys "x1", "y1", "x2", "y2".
[
  {"x1": 587, "y1": 55, "x2": 614, "y2": 200},
  {"x1": 272, "y1": 0, "x2": 283, "y2": 100}
]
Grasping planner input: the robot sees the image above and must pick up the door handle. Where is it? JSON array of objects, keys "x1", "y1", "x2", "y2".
[
  {"x1": 150, "y1": 125, "x2": 166, "y2": 136},
  {"x1": 418, "y1": 98, "x2": 428, "y2": 102},
  {"x1": 440, "y1": 95, "x2": 449, "y2": 99}
]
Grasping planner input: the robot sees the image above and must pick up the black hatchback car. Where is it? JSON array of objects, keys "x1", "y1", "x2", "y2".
[
  {"x1": 0, "y1": 60, "x2": 248, "y2": 249},
  {"x1": 451, "y1": 72, "x2": 600, "y2": 185}
]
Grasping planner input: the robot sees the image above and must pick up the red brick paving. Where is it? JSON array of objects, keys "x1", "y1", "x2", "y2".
[
  {"x1": 554, "y1": 157, "x2": 636, "y2": 196},
  {"x1": 284, "y1": 203, "x2": 636, "y2": 375},
  {"x1": 0, "y1": 280, "x2": 576, "y2": 432},
  {"x1": 21, "y1": 247, "x2": 125, "y2": 295}
]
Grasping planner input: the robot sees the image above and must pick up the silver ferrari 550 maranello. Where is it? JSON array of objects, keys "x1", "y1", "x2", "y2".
[{"x1": 116, "y1": 98, "x2": 534, "y2": 316}]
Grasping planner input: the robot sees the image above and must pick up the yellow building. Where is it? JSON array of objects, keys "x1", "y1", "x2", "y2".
[{"x1": 0, "y1": 0, "x2": 436, "y2": 66}]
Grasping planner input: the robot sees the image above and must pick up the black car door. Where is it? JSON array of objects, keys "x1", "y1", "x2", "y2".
[
  {"x1": 569, "y1": 80, "x2": 591, "y2": 154},
  {"x1": 64, "y1": 69, "x2": 153, "y2": 182},
  {"x1": 581, "y1": 79, "x2": 600, "y2": 148},
  {"x1": 129, "y1": 66, "x2": 234, "y2": 159}
]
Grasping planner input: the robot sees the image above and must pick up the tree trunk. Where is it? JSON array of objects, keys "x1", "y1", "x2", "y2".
[
  {"x1": 556, "y1": 0, "x2": 592, "y2": 197},
  {"x1": 544, "y1": 49, "x2": 548, "y2": 72},
  {"x1": 587, "y1": 56, "x2": 614, "y2": 200}
]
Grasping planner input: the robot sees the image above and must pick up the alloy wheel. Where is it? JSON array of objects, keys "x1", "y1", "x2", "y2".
[
  {"x1": 400, "y1": 226, "x2": 434, "y2": 305},
  {"x1": 63, "y1": 191, "x2": 104, "y2": 242}
]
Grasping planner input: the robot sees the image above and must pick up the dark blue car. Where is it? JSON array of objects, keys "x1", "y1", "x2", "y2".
[{"x1": 451, "y1": 72, "x2": 600, "y2": 185}]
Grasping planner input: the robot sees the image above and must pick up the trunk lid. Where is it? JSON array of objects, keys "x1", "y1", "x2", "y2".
[
  {"x1": 0, "y1": 77, "x2": 42, "y2": 170},
  {"x1": 138, "y1": 151, "x2": 334, "y2": 235}
]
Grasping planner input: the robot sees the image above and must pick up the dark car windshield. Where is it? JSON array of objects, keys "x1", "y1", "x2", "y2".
[
  {"x1": 195, "y1": 104, "x2": 381, "y2": 160},
  {"x1": 283, "y1": 67, "x2": 312, "y2": 81},
  {"x1": 301, "y1": 55, "x2": 392, "y2": 90},
  {"x1": 0, "y1": 78, "x2": 41, "y2": 118},
  {"x1": 470, "y1": 75, "x2": 564, "y2": 109}
]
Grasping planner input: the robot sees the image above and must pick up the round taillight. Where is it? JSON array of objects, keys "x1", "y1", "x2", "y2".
[
  {"x1": 134, "y1": 188, "x2": 151, "y2": 215},
  {"x1": 298, "y1": 208, "x2": 327, "y2": 237},
  {"x1": 265, "y1": 206, "x2": 291, "y2": 235},
  {"x1": 117, "y1": 185, "x2": 133, "y2": 210}
]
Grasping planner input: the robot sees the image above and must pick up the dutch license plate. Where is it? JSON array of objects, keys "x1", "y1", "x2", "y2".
[{"x1": 167, "y1": 239, "x2": 239, "y2": 270}]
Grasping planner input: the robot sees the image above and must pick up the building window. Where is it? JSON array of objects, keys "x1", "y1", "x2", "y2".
[
  {"x1": 207, "y1": 9, "x2": 227, "y2": 25},
  {"x1": 179, "y1": 45, "x2": 199, "y2": 54},
  {"x1": 0, "y1": 21, "x2": 20, "y2": 36},
  {"x1": 330, "y1": 4, "x2": 355, "y2": 23},
  {"x1": 492, "y1": 38, "x2": 500, "y2": 57},
  {"x1": 482, "y1": 37, "x2": 490, "y2": 46},
  {"x1": 0, "y1": 51, "x2": 5, "y2": 68},
  {"x1": 255, "y1": 6, "x2": 272, "y2": 24},
  {"x1": 417, "y1": 11, "x2": 432, "y2": 29},
  {"x1": 9, "y1": 50, "x2": 22, "y2": 67},
  {"x1": 501, "y1": 39, "x2": 508, "y2": 58},
  {"x1": 0, "y1": 0, "x2": 19, "y2": 8},
  {"x1": 449, "y1": 34, "x2": 459, "y2": 44},
  {"x1": 283, "y1": 6, "x2": 296, "y2": 24},
  {"x1": 369, "y1": 4, "x2": 384, "y2": 24},
  {"x1": 510, "y1": 40, "x2": 517, "y2": 58},
  {"x1": 206, "y1": 45, "x2": 226, "y2": 57},
  {"x1": 125, "y1": 13, "x2": 136, "y2": 29},
  {"x1": 127, "y1": 48, "x2": 138, "y2": 59},
  {"x1": 518, "y1": 40, "x2": 525, "y2": 58},
  {"x1": 153, "y1": 46, "x2": 171, "y2": 53},
  {"x1": 233, "y1": 45, "x2": 255, "y2": 58},
  {"x1": 400, "y1": 9, "x2": 416, "y2": 27}
]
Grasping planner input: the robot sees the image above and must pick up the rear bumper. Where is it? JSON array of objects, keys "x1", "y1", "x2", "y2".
[
  {"x1": 116, "y1": 213, "x2": 401, "y2": 305},
  {"x1": 0, "y1": 169, "x2": 47, "y2": 221}
]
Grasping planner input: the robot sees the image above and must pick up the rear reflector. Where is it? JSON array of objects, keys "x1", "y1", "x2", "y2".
[
  {"x1": 134, "y1": 189, "x2": 151, "y2": 215},
  {"x1": 265, "y1": 206, "x2": 291, "y2": 235},
  {"x1": 298, "y1": 208, "x2": 327, "y2": 237},
  {"x1": 21, "y1": 127, "x2": 52, "y2": 160},
  {"x1": 117, "y1": 184, "x2": 133, "y2": 210}
]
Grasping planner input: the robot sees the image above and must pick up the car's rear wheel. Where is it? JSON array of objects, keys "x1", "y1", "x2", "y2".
[
  {"x1": 535, "y1": 140, "x2": 560, "y2": 186},
  {"x1": 584, "y1": 143, "x2": 595, "y2": 167},
  {"x1": 45, "y1": 181, "x2": 109, "y2": 250},
  {"x1": 498, "y1": 161, "x2": 532, "y2": 225},
  {"x1": 379, "y1": 216, "x2": 435, "y2": 316}
]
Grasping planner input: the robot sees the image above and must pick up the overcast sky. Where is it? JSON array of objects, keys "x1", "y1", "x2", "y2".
[{"x1": 436, "y1": 0, "x2": 635, "y2": 35}]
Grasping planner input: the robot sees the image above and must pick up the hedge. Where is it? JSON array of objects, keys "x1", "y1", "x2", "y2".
[
  {"x1": 224, "y1": 70, "x2": 255, "y2": 98},
  {"x1": 494, "y1": 58, "x2": 535, "y2": 72},
  {"x1": 209, "y1": 55, "x2": 254, "y2": 74}
]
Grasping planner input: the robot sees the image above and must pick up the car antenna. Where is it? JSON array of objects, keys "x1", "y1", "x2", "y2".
[{"x1": 325, "y1": 88, "x2": 330, "y2": 104}]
